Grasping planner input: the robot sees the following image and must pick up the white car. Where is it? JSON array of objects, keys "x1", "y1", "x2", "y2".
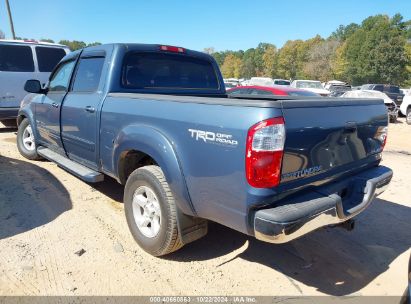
[
  {"x1": 248, "y1": 77, "x2": 275, "y2": 87},
  {"x1": 324, "y1": 80, "x2": 347, "y2": 90},
  {"x1": 291, "y1": 80, "x2": 330, "y2": 96},
  {"x1": 399, "y1": 94, "x2": 411, "y2": 124},
  {"x1": 341, "y1": 90, "x2": 399, "y2": 123}
]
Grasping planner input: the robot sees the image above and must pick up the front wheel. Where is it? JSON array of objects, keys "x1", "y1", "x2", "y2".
[
  {"x1": 406, "y1": 108, "x2": 411, "y2": 125},
  {"x1": 17, "y1": 118, "x2": 42, "y2": 160},
  {"x1": 124, "y1": 165, "x2": 183, "y2": 256}
]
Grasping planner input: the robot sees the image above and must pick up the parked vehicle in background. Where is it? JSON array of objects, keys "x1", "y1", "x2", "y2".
[
  {"x1": 248, "y1": 77, "x2": 275, "y2": 87},
  {"x1": 0, "y1": 40, "x2": 70, "y2": 126},
  {"x1": 361, "y1": 84, "x2": 404, "y2": 107},
  {"x1": 328, "y1": 84, "x2": 352, "y2": 97},
  {"x1": 400, "y1": 88, "x2": 410, "y2": 96},
  {"x1": 342, "y1": 90, "x2": 399, "y2": 122},
  {"x1": 227, "y1": 85, "x2": 319, "y2": 97},
  {"x1": 399, "y1": 94, "x2": 411, "y2": 125},
  {"x1": 324, "y1": 80, "x2": 347, "y2": 90},
  {"x1": 224, "y1": 78, "x2": 240, "y2": 90},
  {"x1": 273, "y1": 79, "x2": 290, "y2": 86},
  {"x1": 17, "y1": 43, "x2": 392, "y2": 257},
  {"x1": 290, "y1": 80, "x2": 330, "y2": 96},
  {"x1": 224, "y1": 82, "x2": 237, "y2": 90}
]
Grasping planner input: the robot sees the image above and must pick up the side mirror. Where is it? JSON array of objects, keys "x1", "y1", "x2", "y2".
[{"x1": 24, "y1": 79, "x2": 46, "y2": 94}]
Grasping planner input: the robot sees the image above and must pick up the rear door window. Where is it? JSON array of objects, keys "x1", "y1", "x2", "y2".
[
  {"x1": 35, "y1": 47, "x2": 66, "y2": 72},
  {"x1": 72, "y1": 57, "x2": 105, "y2": 92},
  {"x1": 123, "y1": 52, "x2": 219, "y2": 90},
  {"x1": 0, "y1": 44, "x2": 34, "y2": 72}
]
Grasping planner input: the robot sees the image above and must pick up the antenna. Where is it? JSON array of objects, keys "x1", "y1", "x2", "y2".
[{"x1": 5, "y1": 0, "x2": 16, "y2": 39}]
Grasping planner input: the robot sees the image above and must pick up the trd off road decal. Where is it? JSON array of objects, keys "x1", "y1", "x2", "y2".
[{"x1": 188, "y1": 129, "x2": 238, "y2": 147}]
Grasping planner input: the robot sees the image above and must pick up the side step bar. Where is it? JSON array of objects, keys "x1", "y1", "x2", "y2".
[{"x1": 37, "y1": 147, "x2": 104, "y2": 183}]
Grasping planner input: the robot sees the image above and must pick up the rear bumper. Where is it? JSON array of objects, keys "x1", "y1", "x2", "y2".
[
  {"x1": 254, "y1": 166, "x2": 393, "y2": 244},
  {"x1": 0, "y1": 107, "x2": 19, "y2": 120}
]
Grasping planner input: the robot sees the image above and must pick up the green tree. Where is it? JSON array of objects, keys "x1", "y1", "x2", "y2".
[
  {"x1": 330, "y1": 23, "x2": 360, "y2": 41},
  {"x1": 341, "y1": 14, "x2": 408, "y2": 85},
  {"x1": 262, "y1": 45, "x2": 278, "y2": 78},
  {"x1": 277, "y1": 40, "x2": 305, "y2": 79},
  {"x1": 40, "y1": 38, "x2": 55, "y2": 43},
  {"x1": 59, "y1": 40, "x2": 87, "y2": 51},
  {"x1": 221, "y1": 54, "x2": 243, "y2": 78},
  {"x1": 303, "y1": 39, "x2": 341, "y2": 81}
]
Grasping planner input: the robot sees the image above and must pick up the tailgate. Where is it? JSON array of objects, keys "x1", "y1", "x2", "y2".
[{"x1": 280, "y1": 98, "x2": 388, "y2": 184}]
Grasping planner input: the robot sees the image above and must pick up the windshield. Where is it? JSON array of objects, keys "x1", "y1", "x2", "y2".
[{"x1": 296, "y1": 81, "x2": 323, "y2": 89}]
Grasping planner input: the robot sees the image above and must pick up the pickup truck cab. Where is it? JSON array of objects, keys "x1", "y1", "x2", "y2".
[{"x1": 17, "y1": 43, "x2": 393, "y2": 256}]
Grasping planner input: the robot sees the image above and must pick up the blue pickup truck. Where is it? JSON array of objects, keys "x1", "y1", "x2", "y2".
[{"x1": 17, "y1": 43, "x2": 393, "y2": 256}]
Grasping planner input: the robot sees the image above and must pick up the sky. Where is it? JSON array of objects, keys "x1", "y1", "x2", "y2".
[{"x1": 0, "y1": 0, "x2": 410, "y2": 52}]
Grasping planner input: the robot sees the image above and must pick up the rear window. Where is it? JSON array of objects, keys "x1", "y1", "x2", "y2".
[
  {"x1": 35, "y1": 47, "x2": 66, "y2": 72},
  {"x1": 123, "y1": 52, "x2": 219, "y2": 90},
  {"x1": 0, "y1": 44, "x2": 34, "y2": 72}
]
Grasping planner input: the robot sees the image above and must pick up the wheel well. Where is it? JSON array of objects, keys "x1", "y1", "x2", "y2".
[
  {"x1": 17, "y1": 115, "x2": 26, "y2": 126},
  {"x1": 118, "y1": 150, "x2": 157, "y2": 184}
]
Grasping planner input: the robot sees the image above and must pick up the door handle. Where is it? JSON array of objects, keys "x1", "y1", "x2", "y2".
[
  {"x1": 51, "y1": 102, "x2": 59, "y2": 108},
  {"x1": 85, "y1": 106, "x2": 96, "y2": 113}
]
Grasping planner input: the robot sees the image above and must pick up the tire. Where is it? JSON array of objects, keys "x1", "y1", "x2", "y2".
[
  {"x1": 17, "y1": 118, "x2": 42, "y2": 160},
  {"x1": 124, "y1": 165, "x2": 183, "y2": 256},
  {"x1": 407, "y1": 108, "x2": 411, "y2": 125},
  {"x1": 1, "y1": 119, "x2": 17, "y2": 128}
]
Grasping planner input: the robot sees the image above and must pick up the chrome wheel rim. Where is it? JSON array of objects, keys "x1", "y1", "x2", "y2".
[
  {"x1": 132, "y1": 186, "x2": 161, "y2": 238},
  {"x1": 407, "y1": 112, "x2": 411, "y2": 124},
  {"x1": 22, "y1": 125, "x2": 35, "y2": 151}
]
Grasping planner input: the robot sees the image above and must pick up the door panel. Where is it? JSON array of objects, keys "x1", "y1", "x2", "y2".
[
  {"x1": 61, "y1": 56, "x2": 105, "y2": 169},
  {"x1": 61, "y1": 93, "x2": 102, "y2": 168},
  {"x1": 36, "y1": 60, "x2": 76, "y2": 153}
]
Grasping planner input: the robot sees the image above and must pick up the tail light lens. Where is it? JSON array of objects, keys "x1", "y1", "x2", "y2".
[
  {"x1": 375, "y1": 126, "x2": 388, "y2": 151},
  {"x1": 246, "y1": 117, "x2": 285, "y2": 188}
]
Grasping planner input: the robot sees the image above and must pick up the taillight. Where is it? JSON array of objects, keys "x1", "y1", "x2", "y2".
[
  {"x1": 159, "y1": 45, "x2": 185, "y2": 53},
  {"x1": 375, "y1": 126, "x2": 388, "y2": 151},
  {"x1": 246, "y1": 117, "x2": 285, "y2": 188}
]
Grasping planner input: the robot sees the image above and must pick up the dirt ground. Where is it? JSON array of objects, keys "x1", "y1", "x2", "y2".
[{"x1": 0, "y1": 118, "x2": 410, "y2": 297}]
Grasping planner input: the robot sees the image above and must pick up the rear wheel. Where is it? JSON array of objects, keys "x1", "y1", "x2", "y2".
[
  {"x1": 124, "y1": 165, "x2": 183, "y2": 256},
  {"x1": 17, "y1": 118, "x2": 42, "y2": 160},
  {"x1": 406, "y1": 108, "x2": 411, "y2": 125}
]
